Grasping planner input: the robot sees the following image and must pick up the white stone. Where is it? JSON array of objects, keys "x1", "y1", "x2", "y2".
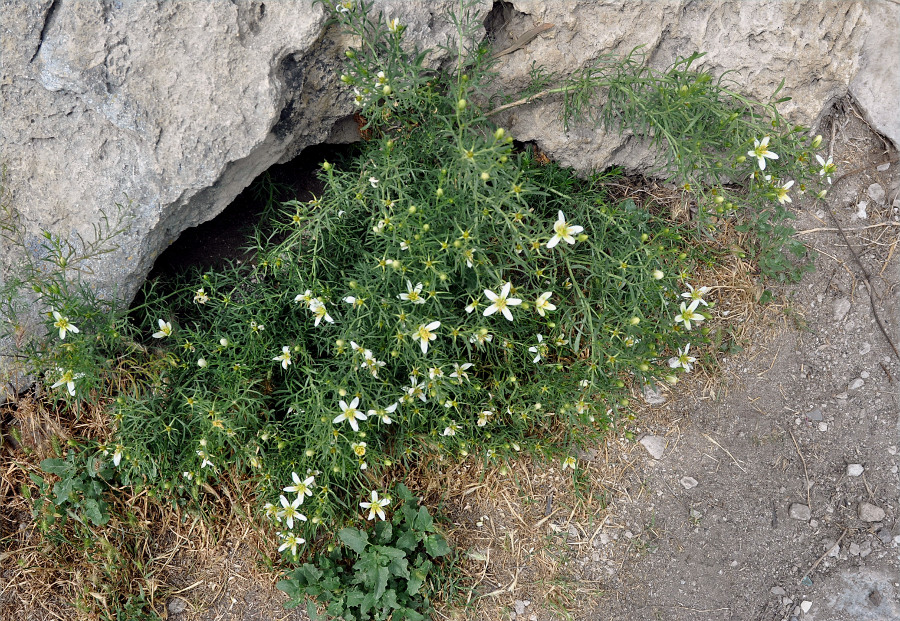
[
  {"x1": 639, "y1": 435, "x2": 667, "y2": 460},
  {"x1": 679, "y1": 476, "x2": 699, "y2": 490},
  {"x1": 789, "y1": 503, "x2": 812, "y2": 521},
  {"x1": 848, "y1": 378, "x2": 864, "y2": 390},
  {"x1": 833, "y1": 298, "x2": 852, "y2": 322},
  {"x1": 847, "y1": 463, "x2": 864, "y2": 477},
  {"x1": 858, "y1": 502, "x2": 886, "y2": 522},
  {"x1": 801, "y1": 600, "x2": 812, "y2": 613}
]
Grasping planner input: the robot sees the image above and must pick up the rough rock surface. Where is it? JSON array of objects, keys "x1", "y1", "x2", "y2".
[{"x1": 0, "y1": 0, "x2": 897, "y2": 309}]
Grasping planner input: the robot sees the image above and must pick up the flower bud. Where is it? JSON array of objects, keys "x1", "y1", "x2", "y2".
[
  {"x1": 576, "y1": 233, "x2": 588, "y2": 242},
  {"x1": 385, "y1": 139, "x2": 394, "y2": 150},
  {"x1": 345, "y1": 49, "x2": 355, "y2": 59},
  {"x1": 336, "y1": 339, "x2": 345, "y2": 347},
  {"x1": 812, "y1": 134, "x2": 823, "y2": 148},
  {"x1": 638, "y1": 363, "x2": 650, "y2": 372},
  {"x1": 197, "y1": 358, "x2": 207, "y2": 368},
  {"x1": 499, "y1": 155, "x2": 508, "y2": 163},
  {"x1": 322, "y1": 161, "x2": 332, "y2": 171},
  {"x1": 817, "y1": 189, "x2": 828, "y2": 199},
  {"x1": 382, "y1": 85, "x2": 392, "y2": 96},
  {"x1": 629, "y1": 316, "x2": 640, "y2": 325},
  {"x1": 480, "y1": 171, "x2": 490, "y2": 181},
  {"x1": 652, "y1": 270, "x2": 664, "y2": 280},
  {"x1": 305, "y1": 449, "x2": 314, "y2": 457},
  {"x1": 408, "y1": 205, "x2": 416, "y2": 214},
  {"x1": 736, "y1": 155, "x2": 746, "y2": 163},
  {"x1": 665, "y1": 375, "x2": 678, "y2": 385},
  {"x1": 435, "y1": 188, "x2": 444, "y2": 197},
  {"x1": 640, "y1": 233, "x2": 649, "y2": 242},
  {"x1": 340, "y1": 74, "x2": 351, "y2": 84},
  {"x1": 494, "y1": 127, "x2": 505, "y2": 140},
  {"x1": 457, "y1": 99, "x2": 467, "y2": 110},
  {"x1": 338, "y1": 388, "x2": 347, "y2": 397},
  {"x1": 422, "y1": 223, "x2": 430, "y2": 231},
  {"x1": 219, "y1": 338, "x2": 228, "y2": 347},
  {"x1": 714, "y1": 195, "x2": 724, "y2": 204}
]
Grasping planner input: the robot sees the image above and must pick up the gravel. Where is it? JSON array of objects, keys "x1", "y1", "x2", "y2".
[
  {"x1": 858, "y1": 502, "x2": 886, "y2": 522},
  {"x1": 846, "y1": 464, "x2": 864, "y2": 477},
  {"x1": 789, "y1": 503, "x2": 812, "y2": 521},
  {"x1": 639, "y1": 435, "x2": 666, "y2": 460}
]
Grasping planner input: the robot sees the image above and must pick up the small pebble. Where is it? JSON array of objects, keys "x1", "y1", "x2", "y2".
[
  {"x1": 847, "y1": 464, "x2": 864, "y2": 477},
  {"x1": 514, "y1": 600, "x2": 526, "y2": 615},
  {"x1": 168, "y1": 598, "x2": 187, "y2": 615},
  {"x1": 817, "y1": 422, "x2": 828, "y2": 432},
  {"x1": 679, "y1": 476, "x2": 699, "y2": 490},
  {"x1": 789, "y1": 503, "x2": 811, "y2": 521},
  {"x1": 848, "y1": 542, "x2": 860, "y2": 556},
  {"x1": 877, "y1": 162, "x2": 890, "y2": 172},
  {"x1": 806, "y1": 408, "x2": 824, "y2": 422},
  {"x1": 867, "y1": 182, "x2": 886, "y2": 203},
  {"x1": 878, "y1": 528, "x2": 893, "y2": 544},
  {"x1": 860, "y1": 370, "x2": 869, "y2": 379},
  {"x1": 801, "y1": 600, "x2": 812, "y2": 613},
  {"x1": 859, "y1": 342, "x2": 872, "y2": 355},
  {"x1": 641, "y1": 384, "x2": 667, "y2": 405},
  {"x1": 833, "y1": 298, "x2": 852, "y2": 321},
  {"x1": 809, "y1": 519, "x2": 819, "y2": 528},
  {"x1": 889, "y1": 446, "x2": 897, "y2": 456},
  {"x1": 639, "y1": 435, "x2": 666, "y2": 460},
  {"x1": 858, "y1": 502, "x2": 886, "y2": 522},
  {"x1": 848, "y1": 378, "x2": 864, "y2": 390},
  {"x1": 771, "y1": 586, "x2": 786, "y2": 596}
]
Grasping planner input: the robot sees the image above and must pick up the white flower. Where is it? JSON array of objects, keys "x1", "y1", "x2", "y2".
[
  {"x1": 51, "y1": 311, "x2": 79, "y2": 340},
  {"x1": 483, "y1": 282, "x2": 522, "y2": 321},
  {"x1": 50, "y1": 369, "x2": 82, "y2": 396},
  {"x1": 674, "y1": 300, "x2": 704, "y2": 331},
  {"x1": 469, "y1": 330, "x2": 493, "y2": 346},
  {"x1": 283, "y1": 472, "x2": 315, "y2": 501},
  {"x1": 250, "y1": 320, "x2": 264, "y2": 333},
  {"x1": 406, "y1": 376, "x2": 428, "y2": 402},
  {"x1": 152, "y1": 319, "x2": 172, "y2": 338},
  {"x1": 449, "y1": 362, "x2": 473, "y2": 382},
  {"x1": 534, "y1": 292, "x2": 556, "y2": 317},
  {"x1": 428, "y1": 366, "x2": 444, "y2": 380},
  {"x1": 350, "y1": 340, "x2": 363, "y2": 353},
  {"x1": 387, "y1": 17, "x2": 401, "y2": 32},
  {"x1": 816, "y1": 154, "x2": 836, "y2": 184},
  {"x1": 748, "y1": 136, "x2": 778, "y2": 170},
  {"x1": 668, "y1": 343, "x2": 697, "y2": 372},
  {"x1": 333, "y1": 397, "x2": 367, "y2": 432},
  {"x1": 464, "y1": 297, "x2": 480, "y2": 314},
  {"x1": 562, "y1": 456, "x2": 577, "y2": 470},
  {"x1": 774, "y1": 180, "x2": 794, "y2": 204},
  {"x1": 308, "y1": 299, "x2": 334, "y2": 326},
  {"x1": 111, "y1": 444, "x2": 124, "y2": 467},
  {"x1": 294, "y1": 290, "x2": 313, "y2": 307},
  {"x1": 414, "y1": 321, "x2": 441, "y2": 354},
  {"x1": 278, "y1": 494, "x2": 307, "y2": 530},
  {"x1": 681, "y1": 284, "x2": 710, "y2": 307},
  {"x1": 194, "y1": 288, "x2": 209, "y2": 304},
  {"x1": 183, "y1": 471, "x2": 195, "y2": 482},
  {"x1": 547, "y1": 210, "x2": 584, "y2": 249},
  {"x1": 367, "y1": 402, "x2": 398, "y2": 424},
  {"x1": 443, "y1": 420, "x2": 459, "y2": 436},
  {"x1": 273, "y1": 346, "x2": 292, "y2": 369},
  {"x1": 197, "y1": 449, "x2": 214, "y2": 469},
  {"x1": 399, "y1": 240, "x2": 410, "y2": 251},
  {"x1": 343, "y1": 295, "x2": 366, "y2": 307},
  {"x1": 399, "y1": 280, "x2": 426, "y2": 304},
  {"x1": 360, "y1": 490, "x2": 390, "y2": 521},
  {"x1": 369, "y1": 176, "x2": 379, "y2": 188},
  {"x1": 477, "y1": 410, "x2": 493, "y2": 427},
  {"x1": 528, "y1": 334, "x2": 546, "y2": 363},
  {"x1": 278, "y1": 532, "x2": 306, "y2": 556},
  {"x1": 360, "y1": 350, "x2": 386, "y2": 377}
]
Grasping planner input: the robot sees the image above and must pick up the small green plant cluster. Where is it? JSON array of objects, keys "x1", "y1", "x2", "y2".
[
  {"x1": 278, "y1": 484, "x2": 451, "y2": 621},
  {"x1": 32, "y1": 441, "x2": 113, "y2": 527}
]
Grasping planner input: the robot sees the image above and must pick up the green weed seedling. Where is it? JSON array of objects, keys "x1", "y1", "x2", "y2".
[
  {"x1": 277, "y1": 484, "x2": 452, "y2": 621},
  {"x1": 33, "y1": 442, "x2": 113, "y2": 528}
]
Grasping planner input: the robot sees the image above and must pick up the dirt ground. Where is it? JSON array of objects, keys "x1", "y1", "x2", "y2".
[{"x1": 2, "y1": 104, "x2": 897, "y2": 621}]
